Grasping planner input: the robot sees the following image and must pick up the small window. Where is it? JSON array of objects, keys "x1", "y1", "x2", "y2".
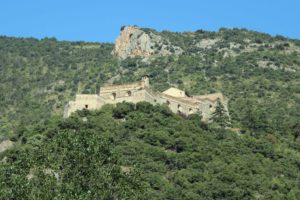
[
  {"x1": 209, "y1": 104, "x2": 214, "y2": 111},
  {"x1": 85, "y1": 105, "x2": 88, "y2": 109},
  {"x1": 178, "y1": 104, "x2": 182, "y2": 112},
  {"x1": 127, "y1": 91, "x2": 132, "y2": 96}
]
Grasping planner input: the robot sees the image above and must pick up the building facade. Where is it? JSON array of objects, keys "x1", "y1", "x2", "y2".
[{"x1": 64, "y1": 76, "x2": 228, "y2": 121}]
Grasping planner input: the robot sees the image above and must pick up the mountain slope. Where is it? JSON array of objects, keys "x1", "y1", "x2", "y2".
[
  {"x1": 1, "y1": 26, "x2": 300, "y2": 199},
  {"x1": 0, "y1": 37, "x2": 117, "y2": 138},
  {"x1": 1, "y1": 103, "x2": 299, "y2": 199},
  {"x1": 0, "y1": 27, "x2": 300, "y2": 142}
]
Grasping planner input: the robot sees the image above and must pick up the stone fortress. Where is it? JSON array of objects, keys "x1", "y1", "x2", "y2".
[{"x1": 64, "y1": 76, "x2": 228, "y2": 121}]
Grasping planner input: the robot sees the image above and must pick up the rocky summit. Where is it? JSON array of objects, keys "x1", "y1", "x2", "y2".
[{"x1": 112, "y1": 26, "x2": 183, "y2": 59}]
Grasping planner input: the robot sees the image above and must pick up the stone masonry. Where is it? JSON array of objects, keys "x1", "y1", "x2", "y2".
[{"x1": 64, "y1": 76, "x2": 228, "y2": 121}]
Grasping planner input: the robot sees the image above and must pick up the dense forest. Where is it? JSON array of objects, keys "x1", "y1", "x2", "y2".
[
  {"x1": 0, "y1": 27, "x2": 300, "y2": 199},
  {"x1": 1, "y1": 103, "x2": 299, "y2": 199}
]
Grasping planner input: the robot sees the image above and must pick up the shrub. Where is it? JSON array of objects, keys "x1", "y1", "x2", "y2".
[{"x1": 113, "y1": 102, "x2": 135, "y2": 119}]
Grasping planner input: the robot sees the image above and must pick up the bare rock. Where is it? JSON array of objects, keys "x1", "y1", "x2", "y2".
[
  {"x1": 112, "y1": 26, "x2": 182, "y2": 59},
  {"x1": 196, "y1": 38, "x2": 220, "y2": 49},
  {"x1": 0, "y1": 140, "x2": 14, "y2": 153}
]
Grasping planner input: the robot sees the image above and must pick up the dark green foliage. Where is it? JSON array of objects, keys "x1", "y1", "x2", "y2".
[
  {"x1": 209, "y1": 99, "x2": 230, "y2": 128},
  {"x1": 0, "y1": 110, "x2": 144, "y2": 200},
  {"x1": 136, "y1": 101, "x2": 154, "y2": 113},
  {"x1": 113, "y1": 102, "x2": 135, "y2": 118},
  {"x1": 0, "y1": 36, "x2": 117, "y2": 138},
  {"x1": 241, "y1": 100, "x2": 269, "y2": 134},
  {"x1": 1, "y1": 103, "x2": 300, "y2": 199}
]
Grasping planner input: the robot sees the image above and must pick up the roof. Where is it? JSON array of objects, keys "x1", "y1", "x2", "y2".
[{"x1": 163, "y1": 87, "x2": 186, "y2": 97}]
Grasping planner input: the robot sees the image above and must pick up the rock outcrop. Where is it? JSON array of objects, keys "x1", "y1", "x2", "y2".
[
  {"x1": 0, "y1": 140, "x2": 14, "y2": 153},
  {"x1": 112, "y1": 26, "x2": 182, "y2": 59}
]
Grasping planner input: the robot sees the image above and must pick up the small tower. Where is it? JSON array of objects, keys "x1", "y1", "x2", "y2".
[{"x1": 142, "y1": 75, "x2": 150, "y2": 88}]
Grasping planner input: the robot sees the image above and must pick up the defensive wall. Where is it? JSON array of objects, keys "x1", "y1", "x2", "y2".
[{"x1": 64, "y1": 76, "x2": 228, "y2": 121}]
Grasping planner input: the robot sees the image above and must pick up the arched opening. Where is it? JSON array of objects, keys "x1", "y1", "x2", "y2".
[
  {"x1": 85, "y1": 104, "x2": 89, "y2": 109},
  {"x1": 178, "y1": 104, "x2": 182, "y2": 112},
  {"x1": 166, "y1": 100, "x2": 170, "y2": 106},
  {"x1": 111, "y1": 93, "x2": 116, "y2": 100},
  {"x1": 127, "y1": 91, "x2": 132, "y2": 97}
]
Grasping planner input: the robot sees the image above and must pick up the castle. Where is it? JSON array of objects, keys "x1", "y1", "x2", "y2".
[{"x1": 64, "y1": 76, "x2": 228, "y2": 121}]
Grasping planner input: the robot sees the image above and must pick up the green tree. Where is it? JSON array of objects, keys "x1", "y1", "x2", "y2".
[
  {"x1": 241, "y1": 100, "x2": 269, "y2": 134},
  {"x1": 209, "y1": 98, "x2": 230, "y2": 128},
  {"x1": 0, "y1": 118, "x2": 145, "y2": 200},
  {"x1": 113, "y1": 102, "x2": 135, "y2": 119}
]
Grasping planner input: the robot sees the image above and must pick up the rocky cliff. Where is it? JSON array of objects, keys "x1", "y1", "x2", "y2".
[{"x1": 112, "y1": 26, "x2": 183, "y2": 59}]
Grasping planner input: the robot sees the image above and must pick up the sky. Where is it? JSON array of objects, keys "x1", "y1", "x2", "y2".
[{"x1": 0, "y1": 0, "x2": 299, "y2": 42}]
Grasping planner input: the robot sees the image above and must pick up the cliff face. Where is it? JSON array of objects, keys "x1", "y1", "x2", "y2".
[{"x1": 112, "y1": 26, "x2": 182, "y2": 59}]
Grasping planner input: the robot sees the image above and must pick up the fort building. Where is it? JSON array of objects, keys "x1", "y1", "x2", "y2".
[{"x1": 64, "y1": 76, "x2": 228, "y2": 121}]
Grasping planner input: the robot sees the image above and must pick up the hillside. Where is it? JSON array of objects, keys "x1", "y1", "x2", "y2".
[
  {"x1": 1, "y1": 102, "x2": 300, "y2": 199},
  {"x1": 1, "y1": 27, "x2": 300, "y2": 140},
  {"x1": 0, "y1": 26, "x2": 300, "y2": 199}
]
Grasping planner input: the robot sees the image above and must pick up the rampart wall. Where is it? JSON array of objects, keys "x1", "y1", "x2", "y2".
[{"x1": 64, "y1": 77, "x2": 228, "y2": 121}]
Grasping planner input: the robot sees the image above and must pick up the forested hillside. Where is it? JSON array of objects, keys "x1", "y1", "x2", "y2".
[
  {"x1": 1, "y1": 103, "x2": 300, "y2": 199},
  {"x1": 0, "y1": 37, "x2": 117, "y2": 138},
  {"x1": 1, "y1": 28, "x2": 300, "y2": 140},
  {"x1": 0, "y1": 27, "x2": 300, "y2": 199}
]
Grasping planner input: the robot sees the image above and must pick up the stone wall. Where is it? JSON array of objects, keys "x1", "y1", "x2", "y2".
[
  {"x1": 64, "y1": 95, "x2": 105, "y2": 118},
  {"x1": 64, "y1": 77, "x2": 228, "y2": 121},
  {"x1": 144, "y1": 89, "x2": 200, "y2": 117}
]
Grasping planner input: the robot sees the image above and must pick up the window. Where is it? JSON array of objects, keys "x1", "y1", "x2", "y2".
[
  {"x1": 127, "y1": 91, "x2": 132, "y2": 97},
  {"x1": 209, "y1": 104, "x2": 214, "y2": 111},
  {"x1": 85, "y1": 105, "x2": 88, "y2": 109},
  {"x1": 178, "y1": 104, "x2": 182, "y2": 112},
  {"x1": 111, "y1": 93, "x2": 116, "y2": 100}
]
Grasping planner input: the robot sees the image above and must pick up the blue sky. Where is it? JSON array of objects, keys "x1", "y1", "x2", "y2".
[{"x1": 0, "y1": 0, "x2": 299, "y2": 42}]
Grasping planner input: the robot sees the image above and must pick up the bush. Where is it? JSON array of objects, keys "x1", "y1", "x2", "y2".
[
  {"x1": 113, "y1": 102, "x2": 135, "y2": 119},
  {"x1": 136, "y1": 101, "x2": 154, "y2": 113}
]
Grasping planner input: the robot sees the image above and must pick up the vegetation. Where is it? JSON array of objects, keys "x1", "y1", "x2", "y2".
[
  {"x1": 0, "y1": 27, "x2": 300, "y2": 199},
  {"x1": 209, "y1": 98, "x2": 230, "y2": 128},
  {"x1": 1, "y1": 103, "x2": 300, "y2": 199},
  {"x1": 0, "y1": 106, "x2": 144, "y2": 199}
]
